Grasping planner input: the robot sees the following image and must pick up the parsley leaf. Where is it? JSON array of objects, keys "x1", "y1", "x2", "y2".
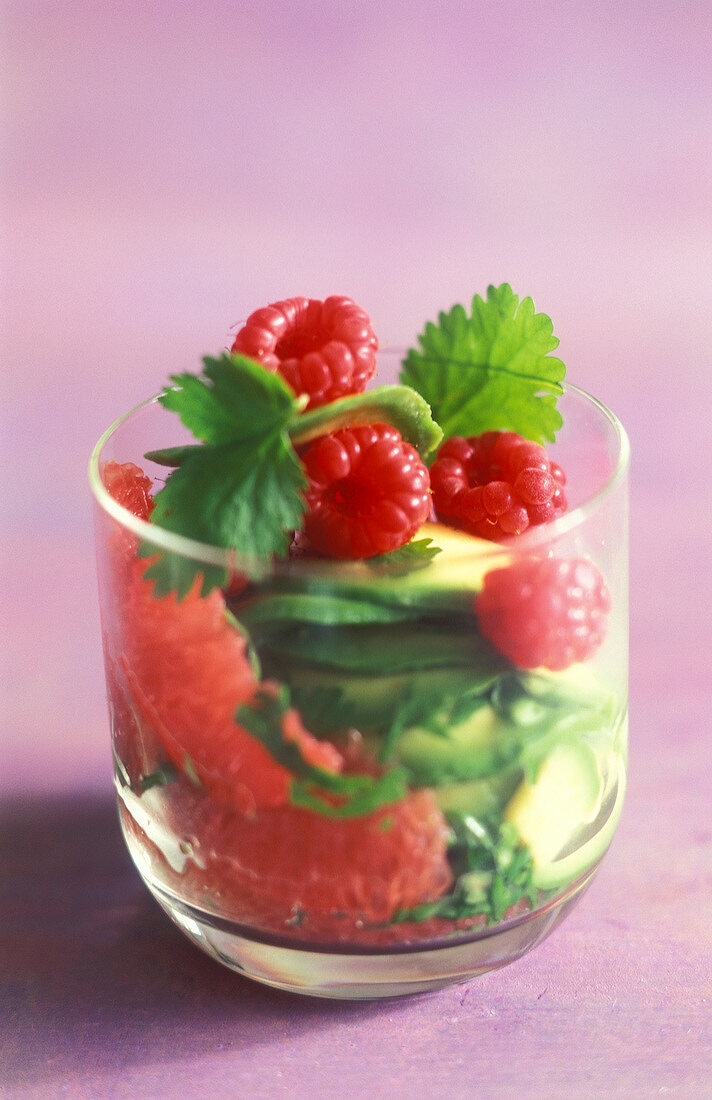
[
  {"x1": 159, "y1": 352, "x2": 302, "y2": 445},
  {"x1": 149, "y1": 433, "x2": 304, "y2": 557},
  {"x1": 139, "y1": 541, "x2": 229, "y2": 600},
  {"x1": 236, "y1": 688, "x2": 409, "y2": 818},
  {"x1": 365, "y1": 537, "x2": 442, "y2": 574},
  {"x1": 389, "y1": 815, "x2": 537, "y2": 926},
  {"x1": 400, "y1": 283, "x2": 566, "y2": 444},
  {"x1": 139, "y1": 762, "x2": 179, "y2": 792},
  {"x1": 141, "y1": 354, "x2": 444, "y2": 597},
  {"x1": 141, "y1": 353, "x2": 307, "y2": 596}
]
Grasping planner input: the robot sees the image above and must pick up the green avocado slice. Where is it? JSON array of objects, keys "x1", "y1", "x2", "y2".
[
  {"x1": 432, "y1": 767, "x2": 524, "y2": 818},
  {"x1": 255, "y1": 619, "x2": 507, "y2": 676},
  {"x1": 248, "y1": 523, "x2": 510, "y2": 616},
  {"x1": 237, "y1": 592, "x2": 420, "y2": 628},
  {"x1": 504, "y1": 741, "x2": 625, "y2": 889},
  {"x1": 277, "y1": 663, "x2": 503, "y2": 739}
]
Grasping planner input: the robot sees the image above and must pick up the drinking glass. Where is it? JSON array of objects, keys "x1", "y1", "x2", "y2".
[{"x1": 90, "y1": 364, "x2": 628, "y2": 999}]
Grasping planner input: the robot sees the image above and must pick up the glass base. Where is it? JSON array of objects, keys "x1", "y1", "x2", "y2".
[{"x1": 140, "y1": 868, "x2": 597, "y2": 1000}]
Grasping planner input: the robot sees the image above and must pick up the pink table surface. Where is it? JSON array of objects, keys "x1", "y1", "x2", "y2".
[{"x1": 3, "y1": 3, "x2": 712, "y2": 1096}]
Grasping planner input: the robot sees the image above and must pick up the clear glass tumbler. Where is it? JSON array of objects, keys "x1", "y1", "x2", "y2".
[{"x1": 90, "y1": 373, "x2": 628, "y2": 999}]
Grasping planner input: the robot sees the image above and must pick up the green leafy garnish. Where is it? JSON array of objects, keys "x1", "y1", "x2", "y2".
[
  {"x1": 400, "y1": 283, "x2": 566, "y2": 444},
  {"x1": 137, "y1": 754, "x2": 202, "y2": 792},
  {"x1": 366, "y1": 537, "x2": 442, "y2": 574},
  {"x1": 378, "y1": 684, "x2": 435, "y2": 763},
  {"x1": 253, "y1": 619, "x2": 505, "y2": 676},
  {"x1": 142, "y1": 353, "x2": 442, "y2": 597},
  {"x1": 236, "y1": 688, "x2": 409, "y2": 818},
  {"x1": 157, "y1": 353, "x2": 305, "y2": 448},
  {"x1": 283, "y1": 682, "x2": 356, "y2": 737},
  {"x1": 390, "y1": 815, "x2": 537, "y2": 926},
  {"x1": 141, "y1": 353, "x2": 307, "y2": 597},
  {"x1": 490, "y1": 671, "x2": 617, "y2": 783},
  {"x1": 236, "y1": 592, "x2": 420, "y2": 629},
  {"x1": 140, "y1": 549, "x2": 228, "y2": 601},
  {"x1": 139, "y1": 762, "x2": 179, "y2": 791}
]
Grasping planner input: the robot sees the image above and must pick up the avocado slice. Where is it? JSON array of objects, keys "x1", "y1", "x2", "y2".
[
  {"x1": 394, "y1": 703, "x2": 523, "y2": 784},
  {"x1": 249, "y1": 522, "x2": 509, "y2": 616},
  {"x1": 237, "y1": 591, "x2": 420, "y2": 628},
  {"x1": 432, "y1": 766, "x2": 524, "y2": 818},
  {"x1": 504, "y1": 740, "x2": 611, "y2": 888},
  {"x1": 255, "y1": 618, "x2": 508, "y2": 677},
  {"x1": 280, "y1": 662, "x2": 503, "y2": 739}
]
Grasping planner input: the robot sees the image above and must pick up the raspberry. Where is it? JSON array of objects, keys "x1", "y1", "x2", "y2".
[
  {"x1": 103, "y1": 462, "x2": 343, "y2": 812},
  {"x1": 231, "y1": 295, "x2": 378, "y2": 409},
  {"x1": 475, "y1": 556, "x2": 611, "y2": 671},
  {"x1": 430, "y1": 431, "x2": 567, "y2": 539},
  {"x1": 301, "y1": 423, "x2": 431, "y2": 558}
]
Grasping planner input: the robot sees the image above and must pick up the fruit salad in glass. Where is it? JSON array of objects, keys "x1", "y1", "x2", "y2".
[{"x1": 91, "y1": 287, "x2": 628, "y2": 998}]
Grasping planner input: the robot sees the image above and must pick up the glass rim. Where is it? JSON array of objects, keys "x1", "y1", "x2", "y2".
[{"x1": 89, "y1": 373, "x2": 630, "y2": 571}]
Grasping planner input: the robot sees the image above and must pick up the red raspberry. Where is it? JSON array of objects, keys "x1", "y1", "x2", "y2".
[
  {"x1": 301, "y1": 423, "x2": 431, "y2": 558},
  {"x1": 475, "y1": 557, "x2": 611, "y2": 671},
  {"x1": 231, "y1": 295, "x2": 378, "y2": 409},
  {"x1": 430, "y1": 430, "x2": 567, "y2": 539}
]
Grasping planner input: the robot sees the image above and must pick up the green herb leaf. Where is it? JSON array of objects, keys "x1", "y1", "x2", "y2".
[
  {"x1": 276, "y1": 663, "x2": 505, "y2": 743},
  {"x1": 400, "y1": 284, "x2": 566, "y2": 444},
  {"x1": 160, "y1": 353, "x2": 301, "y2": 445},
  {"x1": 139, "y1": 761, "x2": 179, "y2": 792},
  {"x1": 284, "y1": 682, "x2": 356, "y2": 737},
  {"x1": 256, "y1": 619, "x2": 506, "y2": 676},
  {"x1": 289, "y1": 770, "x2": 408, "y2": 819},
  {"x1": 143, "y1": 444, "x2": 204, "y2": 467},
  {"x1": 378, "y1": 684, "x2": 434, "y2": 763},
  {"x1": 142, "y1": 353, "x2": 307, "y2": 596},
  {"x1": 139, "y1": 546, "x2": 228, "y2": 600},
  {"x1": 236, "y1": 688, "x2": 409, "y2": 818},
  {"x1": 366, "y1": 538, "x2": 442, "y2": 575},
  {"x1": 236, "y1": 592, "x2": 420, "y2": 629},
  {"x1": 389, "y1": 814, "x2": 537, "y2": 926},
  {"x1": 149, "y1": 433, "x2": 305, "y2": 557}
]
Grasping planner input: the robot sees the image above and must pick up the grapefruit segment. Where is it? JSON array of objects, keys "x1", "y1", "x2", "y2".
[
  {"x1": 102, "y1": 461, "x2": 344, "y2": 811},
  {"x1": 162, "y1": 781, "x2": 453, "y2": 938}
]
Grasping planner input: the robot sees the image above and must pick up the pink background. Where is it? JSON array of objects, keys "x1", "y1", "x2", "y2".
[{"x1": 3, "y1": 2, "x2": 712, "y2": 1095}]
